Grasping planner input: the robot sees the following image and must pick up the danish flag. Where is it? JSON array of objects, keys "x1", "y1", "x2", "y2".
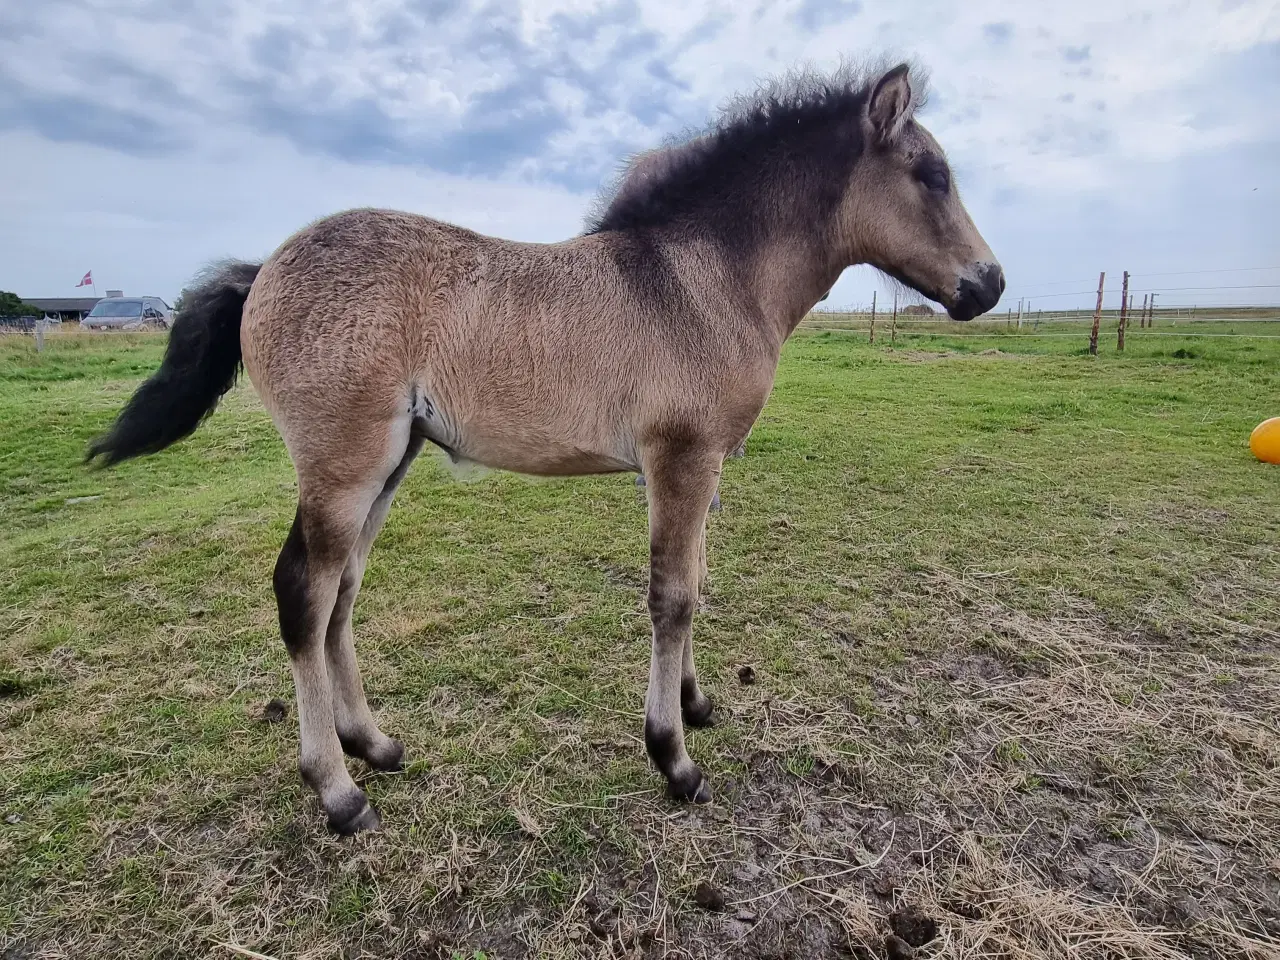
[{"x1": 75, "y1": 271, "x2": 93, "y2": 288}]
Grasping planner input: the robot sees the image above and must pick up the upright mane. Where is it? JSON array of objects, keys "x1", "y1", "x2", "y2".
[{"x1": 584, "y1": 57, "x2": 930, "y2": 236}]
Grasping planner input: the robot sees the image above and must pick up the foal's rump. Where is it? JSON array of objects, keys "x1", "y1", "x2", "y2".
[{"x1": 238, "y1": 225, "x2": 422, "y2": 490}]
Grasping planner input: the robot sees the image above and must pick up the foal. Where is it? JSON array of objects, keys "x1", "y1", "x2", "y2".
[{"x1": 89, "y1": 60, "x2": 1003, "y2": 834}]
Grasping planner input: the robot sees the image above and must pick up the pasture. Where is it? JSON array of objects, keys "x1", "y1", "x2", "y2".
[{"x1": 1, "y1": 326, "x2": 1277, "y2": 959}]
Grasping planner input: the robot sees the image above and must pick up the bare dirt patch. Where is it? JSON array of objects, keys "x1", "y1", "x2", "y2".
[{"x1": 894, "y1": 350, "x2": 958, "y2": 363}]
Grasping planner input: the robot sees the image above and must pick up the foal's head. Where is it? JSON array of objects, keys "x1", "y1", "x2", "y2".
[
  {"x1": 844, "y1": 64, "x2": 1004, "y2": 321},
  {"x1": 586, "y1": 59, "x2": 1004, "y2": 321}
]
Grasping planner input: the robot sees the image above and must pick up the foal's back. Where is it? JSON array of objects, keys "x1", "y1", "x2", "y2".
[{"x1": 240, "y1": 208, "x2": 763, "y2": 478}]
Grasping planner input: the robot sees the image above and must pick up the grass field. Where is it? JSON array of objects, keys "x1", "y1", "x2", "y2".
[{"x1": 1, "y1": 325, "x2": 1278, "y2": 960}]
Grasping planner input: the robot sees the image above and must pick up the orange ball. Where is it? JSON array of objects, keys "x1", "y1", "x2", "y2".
[{"x1": 1250, "y1": 417, "x2": 1280, "y2": 464}]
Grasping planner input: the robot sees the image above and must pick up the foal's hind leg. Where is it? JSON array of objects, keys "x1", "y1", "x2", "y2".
[
  {"x1": 642, "y1": 447, "x2": 721, "y2": 803},
  {"x1": 325, "y1": 432, "x2": 426, "y2": 771},
  {"x1": 275, "y1": 485, "x2": 382, "y2": 834}
]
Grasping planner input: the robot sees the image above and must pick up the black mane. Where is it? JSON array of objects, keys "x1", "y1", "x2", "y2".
[{"x1": 584, "y1": 58, "x2": 929, "y2": 237}]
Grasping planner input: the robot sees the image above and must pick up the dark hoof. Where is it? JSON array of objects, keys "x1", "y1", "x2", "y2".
[
  {"x1": 328, "y1": 797, "x2": 381, "y2": 836},
  {"x1": 683, "y1": 696, "x2": 716, "y2": 728},
  {"x1": 669, "y1": 768, "x2": 713, "y2": 804}
]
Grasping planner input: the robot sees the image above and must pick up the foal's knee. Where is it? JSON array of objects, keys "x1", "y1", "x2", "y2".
[{"x1": 648, "y1": 583, "x2": 695, "y2": 635}]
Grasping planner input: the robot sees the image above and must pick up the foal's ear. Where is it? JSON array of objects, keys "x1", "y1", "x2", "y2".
[{"x1": 866, "y1": 63, "x2": 912, "y2": 146}]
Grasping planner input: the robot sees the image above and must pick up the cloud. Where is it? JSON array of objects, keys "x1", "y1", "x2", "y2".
[
  {"x1": 0, "y1": 126, "x2": 590, "y2": 300},
  {"x1": 4, "y1": 0, "x2": 1277, "y2": 190},
  {"x1": 0, "y1": 1, "x2": 1278, "y2": 311},
  {"x1": 982, "y1": 21, "x2": 1013, "y2": 44},
  {"x1": 0, "y1": 82, "x2": 185, "y2": 155},
  {"x1": 791, "y1": 0, "x2": 862, "y2": 31}
]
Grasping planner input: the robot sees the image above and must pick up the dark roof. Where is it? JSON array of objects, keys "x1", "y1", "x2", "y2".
[{"x1": 26, "y1": 298, "x2": 102, "y2": 312}]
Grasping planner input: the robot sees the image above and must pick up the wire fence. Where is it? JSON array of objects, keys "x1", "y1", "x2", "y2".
[
  {"x1": 806, "y1": 267, "x2": 1280, "y2": 348},
  {"x1": 800, "y1": 304, "x2": 1280, "y2": 343}
]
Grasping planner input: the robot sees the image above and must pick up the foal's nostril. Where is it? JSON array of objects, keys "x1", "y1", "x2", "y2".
[{"x1": 982, "y1": 263, "x2": 1005, "y2": 303}]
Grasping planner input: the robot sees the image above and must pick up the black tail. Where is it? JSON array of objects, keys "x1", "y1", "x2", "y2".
[{"x1": 87, "y1": 260, "x2": 262, "y2": 467}]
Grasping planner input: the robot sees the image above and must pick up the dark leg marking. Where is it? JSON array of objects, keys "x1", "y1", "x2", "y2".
[
  {"x1": 681, "y1": 677, "x2": 716, "y2": 728},
  {"x1": 338, "y1": 730, "x2": 405, "y2": 771},
  {"x1": 645, "y1": 721, "x2": 712, "y2": 803},
  {"x1": 273, "y1": 507, "x2": 311, "y2": 654}
]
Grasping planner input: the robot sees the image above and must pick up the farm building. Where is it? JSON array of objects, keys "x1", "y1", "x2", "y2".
[{"x1": 24, "y1": 297, "x2": 102, "y2": 322}]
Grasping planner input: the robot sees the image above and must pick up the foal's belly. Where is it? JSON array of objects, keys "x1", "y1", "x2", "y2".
[
  {"x1": 449, "y1": 420, "x2": 639, "y2": 477},
  {"x1": 472, "y1": 442, "x2": 637, "y2": 477},
  {"x1": 413, "y1": 375, "x2": 640, "y2": 478}
]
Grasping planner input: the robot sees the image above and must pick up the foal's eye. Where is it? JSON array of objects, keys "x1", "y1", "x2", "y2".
[{"x1": 915, "y1": 161, "x2": 950, "y2": 194}]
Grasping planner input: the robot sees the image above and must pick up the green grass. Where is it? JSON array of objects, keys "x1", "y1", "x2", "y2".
[{"x1": 1, "y1": 327, "x2": 1277, "y2": 959}]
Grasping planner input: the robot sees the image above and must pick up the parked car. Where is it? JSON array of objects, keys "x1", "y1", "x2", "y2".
[{"x1": 80, "y1": 297, "x2": 172, "y2": 331}]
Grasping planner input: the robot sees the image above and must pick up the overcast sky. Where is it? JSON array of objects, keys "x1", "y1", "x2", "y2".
[{"x1": 2, "y1": 1, "x2": 1277, "y2": 312}]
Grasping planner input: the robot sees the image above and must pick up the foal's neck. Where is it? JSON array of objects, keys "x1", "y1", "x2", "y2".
[
  {"x1": 752, "y1": 237, "x2": 844, "y2": 340},
  {"x1": 731, "y1": 213, "x2": 846, "y2": 343}
]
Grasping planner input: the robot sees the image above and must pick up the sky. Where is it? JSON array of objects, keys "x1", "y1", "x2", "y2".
[{"x1": 2, "y1": 0, "x2": 1278, "y2": 313}]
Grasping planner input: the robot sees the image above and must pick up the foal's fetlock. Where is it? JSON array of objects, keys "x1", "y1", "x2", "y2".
[
  {"x1": 365, "y1": 736, "x2": 405, "y2": 772},
  {"x1": 300, "y1": 759, "x2": 381, "y2": 835},
  {"x1": 339, "y1": 731, "x2": 406, "y2": 772},
  {"x1": 682, "y1": 691, "x2": 715, "y2": 728},
  {"x1": 645, "y1": 721, "x2": 713, "y2": 804}
]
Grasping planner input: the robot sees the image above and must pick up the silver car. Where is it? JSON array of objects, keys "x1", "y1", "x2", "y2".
[{"x1": 80, "y1": 297, "x2": 172, "y2": 331}]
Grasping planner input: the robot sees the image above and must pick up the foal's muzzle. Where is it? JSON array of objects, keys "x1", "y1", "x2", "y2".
[{"x1": 948, "y1": 263, "x2": 1005, "y2": 322}]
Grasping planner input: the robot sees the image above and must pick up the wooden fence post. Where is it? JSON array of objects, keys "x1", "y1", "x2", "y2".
[
  {"x1": 869, "y1": 291, "x2": 876, "y2": 344},
  {"x1": 1117, "y1": 271, "x2": 1130, "y2": 352},
  {"x1": 891, "y1": 291, "x2": 897, "y2": 346},
  {"x1": 1139, "y1": 293, "x2": 1149, "y2": 329},
  {"x1": 1088, "y1": 271, "x2": 1106, "y2": 356},
  {"x1": 35, "y1": 317, "x2": 47, "y2": 353},
  {"x1": 1148, "y1": 293, "x2": 1157, "y2": 327}
]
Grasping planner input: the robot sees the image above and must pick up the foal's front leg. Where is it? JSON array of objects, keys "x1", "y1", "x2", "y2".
[{"x1": 642, "y1": 450, "x2": 721, "y2": 802}]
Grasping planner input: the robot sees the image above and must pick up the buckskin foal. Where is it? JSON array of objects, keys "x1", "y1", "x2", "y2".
[{"x1": 88, "y1": 60, "x2": 1004, "y2": 834}]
